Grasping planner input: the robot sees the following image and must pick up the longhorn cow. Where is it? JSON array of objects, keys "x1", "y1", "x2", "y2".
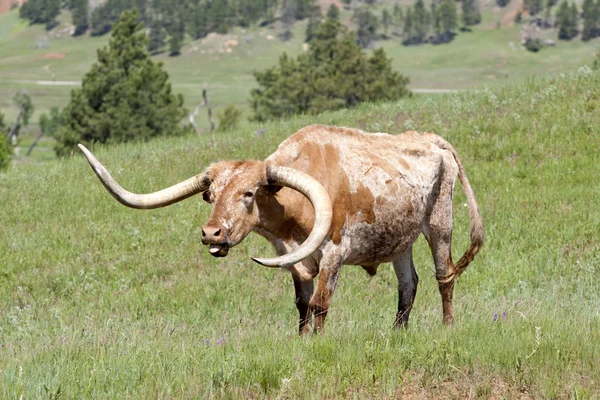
[{"x1": 79, "y1": 125, "x2": 484, "y2": 335}]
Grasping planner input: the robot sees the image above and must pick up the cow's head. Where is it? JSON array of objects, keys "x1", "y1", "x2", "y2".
[{"x1": 78, "y1": 145, "x2": 332, "y2": 267}]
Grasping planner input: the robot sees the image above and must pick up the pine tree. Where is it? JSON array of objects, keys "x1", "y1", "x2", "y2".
[
  {"x1": 305, "y1": 5, "x2": 322, "y2": 42},
  {"x1": 543, "y1": 0, "x2": 555, "y2": 27},
  {"x1": 8, "y1": 92, "x2": 34, "y2": 146},
  {"x1": 55, "y1": 10, "x2": 187, "y2": 157},
  {"x1": 250, "y1": 19, "x2": 410, "y2": 121},
  {"x1": 45, "y1": 0, "x2": 61, "y2": 29},
  {"x1": 433, "y1": 0, "x2": 457, "y2": 43},
  {"x1": 462, "y1": 0, "x2": 481, "y2": 27},
  {"x1": 217, "y1": 105, "x2": 243, "y2": 131},
  {"x1": 524, "y1": 0, "x2": 544, "y2": 15},
  {"x1": 557, "y1": 1, "x2": 578, "y2": 40},
  {"x1": 415, "y1": 0, "x2": 430, "y2": 41},
  {"x1": 72, "y1": 0, "x2": 89, "y2": 36},
  {"x1": 581, "y1": 0, "x2": 600, "y2": 40},
  {"x1": 569, "y1": 2, "x2": 580, "y2": 36},
  {"x1": 403, "y1": 0, "x2": 429, "y2": 44},
  {"x1": 402, "y1": 8, "x2": 414, "y2": 43},
  {"x1": 280, "y1": 0, "x2": 296, "y2": 41},
  {"x1": 207, "y1": 0, "x2": 230, "y2": 33},
  {"x1": 294, "y1": 0, "x2": 316, "y2": 20},
  {"x1": 393, "y1": 3, "x2": 403, "y2": 34},
  {"x1": 148, "y1": 19, "x2": 167, "y2": 53},
  {"x1": 327, "y1": 4, "x2": 340, "y2": 20},
  {"x1": 382, "y1": 9, "x2": 392, "y2": 36},
  {"x1": 0, "y1": 112, "x2": 9, "y2": 171},
  {"x1": 90, "y1": 3, "x2": 112, "y2": 36},
  {"x1": 190, "y1": 3, "x2": 209, "y2": 39},
  {"x1": 19, "y1": 0, "x2": 61, "y2": 29},
  {"x1": 353, "y1": 7, "x2": 380, "y2": 47},
  {"x1": 168, "y1": 19, "x2": 185, "y2": 56}
]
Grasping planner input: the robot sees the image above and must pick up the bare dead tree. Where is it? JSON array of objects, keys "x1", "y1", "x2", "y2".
[
  {"x1": 188, "y1": 103, "x2": 203, "y2": 135},
  {"x1": 203, "y1": 85, "x2": 215, "y2": 133},
  {"x1": 27, "y1": 107, "x2": 61, "y2": 157},
  {"x1": 188, "y1": 84, "x2": 215, "y2": 134},
  {"x1": 26, "y1": 130, "x2": 44, "y2": 157},
  {"x1": 9, "y1": 92, "x2": 34, "y2": 146}
]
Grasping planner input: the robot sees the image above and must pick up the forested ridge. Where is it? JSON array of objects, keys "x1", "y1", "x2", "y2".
[{"x1": 17, "y1": 0, "x2": 600, "y2": 56}]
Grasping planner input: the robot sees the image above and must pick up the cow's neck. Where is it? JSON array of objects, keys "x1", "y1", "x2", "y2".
[{"x1": 254, "y1": 188, "x2": 314, "y2": 248}]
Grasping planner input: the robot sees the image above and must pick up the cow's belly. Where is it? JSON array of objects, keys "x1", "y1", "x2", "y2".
[{"x1": 340, "y1": 196, "x2": 427, "y2": 265}]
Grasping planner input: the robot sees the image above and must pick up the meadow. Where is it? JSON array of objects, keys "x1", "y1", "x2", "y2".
[{"x1": 1, "y1": 67, "x2": 599, "y2": 398}]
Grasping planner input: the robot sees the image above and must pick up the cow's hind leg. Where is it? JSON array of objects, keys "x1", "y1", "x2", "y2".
[
  {"x1": 424, "y1": 165, "x2": 458, "y2": 325},
  {"x1": 292, "y1": 274, "x2": 314, "y2": 336},
  {"x1": 393, "y1": 246, "x2": 418, "y2": 328}
]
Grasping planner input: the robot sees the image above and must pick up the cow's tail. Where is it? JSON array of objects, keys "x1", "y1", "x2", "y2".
[{"x1": 425, "y1": 134, "x2": 484, "y2": 284}]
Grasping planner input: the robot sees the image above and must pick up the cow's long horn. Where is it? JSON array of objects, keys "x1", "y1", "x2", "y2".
[
  {"x1": 78, "y1": 144, "x2": 210, "y2": 209},
  {"x1": 252, "y1": 166, "x2": 332, "y2": 268}
]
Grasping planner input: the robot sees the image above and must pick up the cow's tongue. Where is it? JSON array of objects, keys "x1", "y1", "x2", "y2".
[
  {"x1": 209, "y1": 244, "x2": 222, "y2": 254},
  {"x1": 209, "y1": 244, "x2": 229, "y2": 257}
]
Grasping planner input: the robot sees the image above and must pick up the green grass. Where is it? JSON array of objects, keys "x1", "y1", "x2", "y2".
[{"x1": 1, "y1": 69, "x2": 600, "y2": 398}]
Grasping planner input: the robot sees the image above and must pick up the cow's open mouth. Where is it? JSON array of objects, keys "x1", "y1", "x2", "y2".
[{"x1": 209, "y1": 244, "x2": 230, "y2": 257}]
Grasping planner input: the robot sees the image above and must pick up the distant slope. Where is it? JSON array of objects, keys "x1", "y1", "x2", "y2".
[{"x1": 0, "y1": 4, "x2": 599, "y2": 135}]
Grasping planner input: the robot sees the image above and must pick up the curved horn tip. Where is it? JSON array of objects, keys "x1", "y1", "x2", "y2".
[
  {"x1": 78, "y1": 144, "x2": 93, "y2": 158},
  {"x1": 251, "y1": 257, "x2": 266, "y2": 266},
  {"x1": 251, "y1": 257, "x2": 287, "y2": 268}
]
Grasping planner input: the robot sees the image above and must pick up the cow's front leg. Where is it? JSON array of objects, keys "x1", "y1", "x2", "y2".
[
  {"x1": 309, "y1": 253, "x2": 342, "y2": 334},
  {"x1": 393, "y1": 246, "x2": 419, "y2": 328},
  {"x1": 292, "y1": 273, "x2": 314, "y2": 336}
]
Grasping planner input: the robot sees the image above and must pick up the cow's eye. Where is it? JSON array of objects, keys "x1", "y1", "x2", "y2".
[{"x1": 243, "y1": 191, "x2": 254, "y2": 199}]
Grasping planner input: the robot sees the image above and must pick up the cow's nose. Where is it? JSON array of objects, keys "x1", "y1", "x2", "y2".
[{"x1": 202, "y1": 225, "x2": 223, "y2": 242}]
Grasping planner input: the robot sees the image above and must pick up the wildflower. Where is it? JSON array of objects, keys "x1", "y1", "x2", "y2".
[
  {"x1": 216, "y1": 337, "x2": 226, "y2": 346},
  {"x1": 493, "y1": 312, "x2": 498, "y2": 322}
]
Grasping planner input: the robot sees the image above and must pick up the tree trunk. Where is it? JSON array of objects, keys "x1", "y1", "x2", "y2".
[
  {"x1": 203, "y1": 86, "x2": 215, "y2": 133},
  {"x1": 9, "y1": 108, "x2": 24, "y2": 144},
  {"x1": 26, "y1": 130, "x2": 45, "y2": 157}
]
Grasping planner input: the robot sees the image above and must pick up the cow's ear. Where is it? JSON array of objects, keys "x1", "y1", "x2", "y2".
[{"x1": 264, "y1": 185, "x2": 282, "y2": 195}]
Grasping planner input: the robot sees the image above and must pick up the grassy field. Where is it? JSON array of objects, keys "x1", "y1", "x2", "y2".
[{"x1": 1, "y1": 69, "x2": 599, "y2": 398}]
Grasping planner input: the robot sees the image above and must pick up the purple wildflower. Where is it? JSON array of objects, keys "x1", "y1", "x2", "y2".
[
  {"x1": 502, "y1": 311, "x2": 508, "y2": 320},
  {"x1": 216, "y1": 337, "x2": 226, "y2": 346},
  {"x1": 493, "y1": 312, "x2": 498, "y2": 321}
]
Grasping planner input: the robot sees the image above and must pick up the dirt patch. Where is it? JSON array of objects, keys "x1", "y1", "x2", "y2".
[
  {"x1": 0, "y1": 0, "x2": 26, "y2": 14},
  {"x1": 501, "y1": 0, "x2": 525, "y2": 27},
  {"x1": 41, "y1": 52, "x2": 67, "y2": 59},
  {"x1": 396, "y1": 372, "x2": 535, "y2": 400}
]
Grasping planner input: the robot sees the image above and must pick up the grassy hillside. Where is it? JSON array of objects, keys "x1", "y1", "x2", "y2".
[
  {"x1": 1, "y1": 69, "x2": 599, "y2": 398},
  {"x1": 1, "y1": 5, "x2": 599, "y2": 128}
]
